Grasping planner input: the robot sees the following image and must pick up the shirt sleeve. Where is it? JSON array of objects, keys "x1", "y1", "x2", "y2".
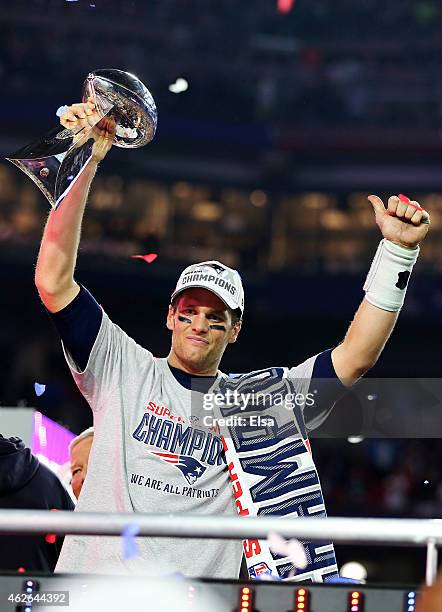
[
  {"x1": 47, "y1": 286, "x2": 155, "y2": 416},
  {"x1": 47, "y1": 285, "x2": 103, "y2": 373},
  {"x1": 288, "y1": 348, "x2": 347, "y2": 432}
]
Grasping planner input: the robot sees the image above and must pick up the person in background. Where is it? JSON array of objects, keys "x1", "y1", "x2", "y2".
[
  {"x1": 69, "y1": 427, "x2": 94, "y2": 500},
  {"x1": 0, "y1": 434, "x2": 74, "y2": 572}
]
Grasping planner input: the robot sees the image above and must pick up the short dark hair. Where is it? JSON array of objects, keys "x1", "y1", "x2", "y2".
[
  {"x1": 171, "y1": 296, "x2": 242, "y2": 326},
  {"x1": 230, "y1": 308, "x2": 242, "y2": 326}
]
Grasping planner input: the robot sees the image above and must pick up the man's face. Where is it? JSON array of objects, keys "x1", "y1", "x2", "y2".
[
  {"x1": 70, "y1": 436, "x2": 93, "y2": 500},
  {"x1": 166, "y1": 288, "x2": 241, "y2": 375}
]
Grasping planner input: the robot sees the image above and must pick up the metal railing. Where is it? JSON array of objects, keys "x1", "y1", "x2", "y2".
[{"x1": 0, "y1": 511, "x2": 439, "y2": 584}]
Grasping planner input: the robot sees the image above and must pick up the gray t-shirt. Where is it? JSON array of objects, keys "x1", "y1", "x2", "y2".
[
  {"x1": 55, "y1": 310, "x2": 326, "y2": 577},
  {"x1": 56, "y1": 311, "x2": 243, "y2": 577}
]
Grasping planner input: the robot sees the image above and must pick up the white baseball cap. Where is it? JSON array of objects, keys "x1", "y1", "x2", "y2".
[{"x1": 171, "y1": 260, "x2": 244, "y2": 316}]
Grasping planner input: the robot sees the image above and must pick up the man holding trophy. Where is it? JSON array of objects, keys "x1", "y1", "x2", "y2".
[{"x1": 9, "y1": 70, "x2": 430, "y2": 579}]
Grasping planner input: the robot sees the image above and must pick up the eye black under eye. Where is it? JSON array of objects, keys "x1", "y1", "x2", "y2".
[{"x1": 209, "y1": 323, "x2": 227, "y2": 331}]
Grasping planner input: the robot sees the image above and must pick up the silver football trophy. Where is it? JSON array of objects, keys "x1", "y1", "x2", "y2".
[{"x1": 6, "y1": 69, "x2": 157, "y2": 209}]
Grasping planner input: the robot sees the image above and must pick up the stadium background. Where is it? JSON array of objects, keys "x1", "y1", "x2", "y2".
[{"x1": 1, "y1": 0, "x2": 442, "y2": 584}]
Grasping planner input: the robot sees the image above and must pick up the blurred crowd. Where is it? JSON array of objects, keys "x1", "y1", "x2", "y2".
[
  {"x1": 315, "y1": 438, "x2": 442, "y2": 519},
  {"x1": 1, "y1": 0, "x2": 442, "y2": 130},
  {"x1": 2, "y1": 163, "x2": 442, "y2": 275}
]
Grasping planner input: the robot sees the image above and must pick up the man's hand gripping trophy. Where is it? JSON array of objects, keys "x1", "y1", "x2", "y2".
[{"x1": 60, "y1": 96, "x2": 116, "y2": 163}]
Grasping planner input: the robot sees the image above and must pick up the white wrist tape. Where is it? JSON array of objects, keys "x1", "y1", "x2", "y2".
[{"x1": 364, "y1": 239, "x2": 419, "y2": 311}]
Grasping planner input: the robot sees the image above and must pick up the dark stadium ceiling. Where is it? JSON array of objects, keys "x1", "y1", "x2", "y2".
[{"x1": 1, "y1": 0, "x2": 442, "y2": 185}]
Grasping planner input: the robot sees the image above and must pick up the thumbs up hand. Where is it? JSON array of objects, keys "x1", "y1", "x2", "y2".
[{"x1": 368, "y1": 194, "x2": 430, "y2": 249}]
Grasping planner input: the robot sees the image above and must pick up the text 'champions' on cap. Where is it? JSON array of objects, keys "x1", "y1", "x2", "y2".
[{"x1": 171, "y1": 261, "x2": 244, "y2": 315}]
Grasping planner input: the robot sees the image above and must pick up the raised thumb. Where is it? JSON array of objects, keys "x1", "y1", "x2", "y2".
[{"x1": 367, "y1": 194, "x2": 386, "y2": 216}]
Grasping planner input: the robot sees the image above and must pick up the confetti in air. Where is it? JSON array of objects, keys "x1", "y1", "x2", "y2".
[
  {"x1": 56, "y1": 105, "x2": 69, "y2": 117},
  {"x1": 122, "y1": 523, "x2": 140, "y2": 560},
  {"x1": 267, "y1": 531, "x2": 308, "y2": 577},
  {"x1": 277, "y1": 0, "x2": 294, "y2": 14},
  {"x1": 131, "y1": 253, "x2": 158, "y2": 264},
  {"x1": 168, "y1": 78, "x2": 189, "y2": 94},
  {"x1": 34, "y1": 382, "x2": 46, "y2": 397}
]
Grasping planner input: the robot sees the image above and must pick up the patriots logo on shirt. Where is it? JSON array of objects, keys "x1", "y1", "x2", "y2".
[
  {"x1": 249, "y1": 562, "x2": 272, "y2": 579},
  {"x1": 150, "y1": 451, "x2": 207, "y2": 484}
]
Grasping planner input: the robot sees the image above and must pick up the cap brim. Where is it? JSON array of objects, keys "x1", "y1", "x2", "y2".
[{"x1": 170, "y1": 285, "x2": 241, "y2": 313}]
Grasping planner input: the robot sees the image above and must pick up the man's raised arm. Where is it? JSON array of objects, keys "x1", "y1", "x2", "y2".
[
  {"x1": 35, "y1": 100, "x2": 115, "y2": 313},
  {"x1": 331, "y1": 194, "x2": 430, "y2": 386}
]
